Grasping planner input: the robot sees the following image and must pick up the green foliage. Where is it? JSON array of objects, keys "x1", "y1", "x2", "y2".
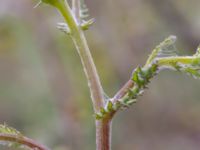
[
  {"x1": 145, "y1": 35, "x2": 177, "y2": 66},
  {"x1": 0, "y1": 124, "x2": 23, "y2": 148},
  {"x1": 79, "y1": 0, "x2": 94, "y2": 30},
  {"x1": 95, "y1": 36, "x2": 200, "y2": 120},
  {"x1": 2, "y1": 0, "x2": 200, "y2": 149},
  {"x1": 80, "y1": 18, "x2": 95, "y2": 30},
  {"x1": 107, "y1": 101, "x2": 114, "y2": 112},
  {"x1": 95, "y1": 101, "x2": 114, "y2": 120},
  {"x1": 120, "y1": 64, "x2": 158, "y2": 108},
  {"x1": 154, "y1": 47, "x2": 200, "y2": 79},
  {"x1": 194, "y1": 46, "x2": 200, "y2": 56},
  {"x1": 79, "y1": 0, "x2": 89, "y2": 20},
  {"x1": 0, "y1": 124, "x2": 21, "y2": 136},
  {"x1": 57, "y1": 22, "x2": 71, "y2": 34},
  {"x1": 95, "y1": 63, "x2": 158, "y2": 115},
  {"x1": 95, "y1": 63, "x2": 158, "y2": 120},
  {"x1": 128, "y1": 36, "x2": 200, "y2": 106},
  {"x1": 57, "y1": 18, "x2": 94, "y2": 34}
]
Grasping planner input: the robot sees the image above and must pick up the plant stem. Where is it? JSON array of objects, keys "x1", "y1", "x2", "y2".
[
  {"x1": 72, "y1": 0, "x2": 80, "y2": 23},
  {"x1": 56, "y1": 0, "x2": 104, "y2": 112},
  {"x1": 156, "y1": 56, "x2": 198, "y2": 66},
  {"x1": 55, "y1": 1, "x2": 110, "y2": 150},
  {"x1": 0, "y1": 134, "x2": 50, "y2": 150},
  {"x1": 96, "y1": 119, "x2": 112, "y2": 150},
  {"x1": 113, "y1": 79, "x2": 134, "y2": 103}
]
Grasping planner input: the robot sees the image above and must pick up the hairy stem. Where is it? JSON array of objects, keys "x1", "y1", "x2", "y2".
[
  {"x1": 0, "y1": 134, "x2": 50, "y2": 150},
  {"x1": 96, "y1": 119, "x2": 112, "y2": 150},
  {"x1": 53, "y1": 1, "x2": 109, "y2": 150},
  {"x1": 56, "y1": 0, "x2": 104, "y2": 112},
  {"x1": 113, "y1": 79, "x2": 134, "y2": 103},
  {"x1": 72, "y1": 0, "x2": 80, "y2": 23},
  {"x1": 156, "y1": 56, "x2": 199, "y2": 66}
]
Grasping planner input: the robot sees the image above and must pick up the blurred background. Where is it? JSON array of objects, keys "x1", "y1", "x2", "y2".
[{"x1": 0, "y1": 0, "x2": 200, "y2": 149}]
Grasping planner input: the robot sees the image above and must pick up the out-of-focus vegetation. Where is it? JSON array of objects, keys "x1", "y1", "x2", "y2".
[{"x1": 0, "y1": 0, "x2": 200, "y2": 149}]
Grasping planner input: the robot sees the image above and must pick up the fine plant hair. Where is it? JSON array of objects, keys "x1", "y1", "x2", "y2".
[{"x1": 1, "y1": 0, "x2": 200, "y2": 150}]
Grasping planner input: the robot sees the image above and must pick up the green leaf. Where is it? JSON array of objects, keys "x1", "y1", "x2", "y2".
[
  {"x1": 100, "y1": 108, "x2": 107, "y2": 115},
  {"x1": 107, "y1": 101, "x2": 113, "y2": 112},
  {"x1": 0, "y1": 124, "x2": 23, "y2": 148},
  {"x1": 113, "y1": 101, "x2": 121, "y2": 110},
  {"x1": 0, "y1": 124, "x2": 21, "y2": 135},
  {"x1": 132, "y1": 67, "x2": 141, "y2": 83},
  {"x1": 81, "y1": 18, "x2": 95, "y2": 30},
  {"x1": 127, "y1": 89, "x2": 135, "y2": 98},
  {"x1": 132, "y1": 71, "x2": 139, "y2": 83},
  {"x1": 80, "y1": 0, "x2": 89, "y2": 20},
  {"x1": 95, "y1": 113, "x2": 102, "y2": 120},
  {"x1": 132, "y1": 87, "x2": 139, "y2": 94},
  {"x1": 126, "y1": 99, "x2": 137, "y2": 105},
  {"x1": 145, "y1": 35, "x2": 177, "y2": 66},
  {"x1": 194, "y1": 45, "x2": 200, "y2": 56},
  {"x1": 57, "y1": 22, "x2": 71, "y2": 34},
  {"x1": 182, "y1": 66, "x2": 200, "y2": 79},
  {"x1": 151, "y1": 63, "x2": 158, "y2": 73}
]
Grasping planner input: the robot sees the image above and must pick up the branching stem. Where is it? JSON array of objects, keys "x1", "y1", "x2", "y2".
[
  {"x1": 52, "y1": 1, "x2": 107, "y2": 150},
  {"x1": 40, "y1": 2, "x2": 200, "y2": 150}
]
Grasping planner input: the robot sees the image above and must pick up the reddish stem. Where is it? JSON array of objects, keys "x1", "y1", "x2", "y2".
[
  {"x1": 96, "y1": 119, "x2": 112, "y2": 150},
  {"x1": 0, "y1": 133, "x2": 50, "y2": 150},
  {"x1": 113, "y1": 79, "x2": 134, "y2": 103}
]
